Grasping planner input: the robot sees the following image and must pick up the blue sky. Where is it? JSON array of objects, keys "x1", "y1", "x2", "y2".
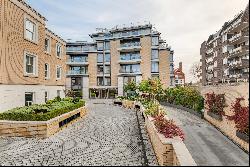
[{"x1": 27, "y1": 0, "x2": 249, "y2": 82}]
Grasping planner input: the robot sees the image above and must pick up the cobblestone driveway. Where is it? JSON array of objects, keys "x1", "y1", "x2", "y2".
[{"x1": 0, "y1": 100, "x2": 157, "y2": 166}]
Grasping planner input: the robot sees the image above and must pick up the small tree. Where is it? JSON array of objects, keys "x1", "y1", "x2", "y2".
[
  {"x1": 189, "y1": 62, "x2": 202, "y2": 82},
  {"x1": 124, "y1": 81, "x2": 138, "y2": 100}
]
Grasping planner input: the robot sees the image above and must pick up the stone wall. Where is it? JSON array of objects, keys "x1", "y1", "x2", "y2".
[
  {"x1": 200, "y1": 83, "x2": 249, "y2": 152},
  {"x1": 0, "y1": 107, "x2": 87, "y2": 138}
]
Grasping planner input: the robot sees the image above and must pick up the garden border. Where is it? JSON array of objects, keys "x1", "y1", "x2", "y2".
[
  {"x1": 0, "y1": 107, "x2": 87, "y2": 138},
  {"x1": 160, "y1": 102, "x2": 204, "y2": 119}
]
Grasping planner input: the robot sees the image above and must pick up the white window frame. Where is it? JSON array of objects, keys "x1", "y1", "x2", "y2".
[
  {"x1": 45, "y1": 63, "x2": 50, "y2": 79},
  {"x1": 24, "y1": 51, "x2": 38, "y2": 77},
  {"x1": 45, "y1": 37, "x2": 51, "y2": 54},
  {"x1": 56, "y1": 43, "x2": 62, "y2": 58},
  {"x1": 56, "y1": 65, "x2": 62, "y2": 80},
  {"x1": 25, "y1": 92, "x2": 35, "y2": 106},
  {"x1": 24, "y1": 15, "x2": 38, "y2": 43}
]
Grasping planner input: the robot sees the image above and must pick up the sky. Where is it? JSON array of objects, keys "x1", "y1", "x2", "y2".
[{"x1": 27, "y1": 0, "x2": 249, "y2": 83}]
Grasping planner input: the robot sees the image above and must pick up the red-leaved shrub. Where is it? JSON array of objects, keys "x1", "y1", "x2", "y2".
[
  {"x1": 227, "y1": 98, "x2": 249, "y2": 136},
  {"x1": 154, "y1": 115, "x2": 185, "y2": 141},
  {"x1": 205, "y1": 92, "x2": 226, "y2": 116}
]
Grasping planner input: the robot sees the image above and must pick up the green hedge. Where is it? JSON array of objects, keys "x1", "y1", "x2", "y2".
[
  {"x1": 0, "y1": 98, "x2": 85, "y2": 121},
  {"x1": 162, "y1": 87, "x2": 204, "y2": 113}
]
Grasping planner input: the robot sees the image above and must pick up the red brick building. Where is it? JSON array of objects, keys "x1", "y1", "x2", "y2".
[{"x1": 174, "y1": 62, "x2": 185, "y2": 87}]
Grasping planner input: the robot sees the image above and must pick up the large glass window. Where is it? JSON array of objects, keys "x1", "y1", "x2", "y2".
[
  {"x1": 97, "y1": 54, "x2": 104, "y2": 63},
  {"x1": 152, "y1": 37, "x2": 159, "y2": 46},
  {"x1": 45, "y1": 91, "x2": 49, "y2": 103},
  {"x1": 105, "y1": 53, "x2": 111, "y2": 62},
  {"x1": 97, "y1": 65, "x2": 104, "y2": 74},
  {"x1": 152, "y1": 50, "x2": 159, "y2": 60},
  {"x1": 105, "y1": 42, "x2": 110, "y2": 50},
  {"x1": 25, "y1": 54, "x2": 36, "y2": 75},
  {"x1": 25, "y1": 92, "x2": 34, "y2": 106},
  {"x1": 70, "y1": 55, "x2": 88, "y2": 62},
  {"x1": 25, "y1": 19, "x2": 36, "y2": 41},
  {"x1": 120, "y1": 52, "x2": 140, "y2": 60},
  {"x1": 70, "y1": 66, "x2": 88, "y2": 74},
  {"x1": 105, "y1": 65, "x2": 111, "y2": 74},
  {"x1": 97, "y1": 77, "x2": 104, "y2": 86},
  {"x1": 104, "y1": 77, "x2": 111, "y2": 86},
  {"x1": 97, "y1": 42, "x2": 104, "y2": 51},
  {"x1": 120, "y1": 64, "x2": 140, "y2": 73},
  {"x1": 151, "y1": 62, "x2": 159, "y2": 73}
]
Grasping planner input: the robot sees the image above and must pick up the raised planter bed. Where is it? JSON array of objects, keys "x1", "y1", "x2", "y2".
[
  {"x1": 236, "y1": 131, "x2": 249, "y2": 143},
  {"x1": 160, "y1": 102, "x2": 203, "y2": 119},
  {"x1": 145, "y1": 116, "x2": 196, "y2": 166},
  {"x1": 0, "y1": 107, "x2": 87, "y2": 138},
  {"x1": 122, "y1": 100, "x2": 135, "y2": 109},
  {"x1": 207, "y1": 111, "x2": 223, "y2": 121}
]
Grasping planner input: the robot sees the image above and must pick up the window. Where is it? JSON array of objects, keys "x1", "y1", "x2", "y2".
[
  {"x1": 151, "y1": 50, "x2": 159, "y2": 60},
  {"x1": 45, "y1": 63, "x2": 50, "y2": 79},
  {"x1": 120, "y1": 64, "x2": 140, "y2": 73},
  {"x1": 57, "y1": 90, "x2": 61, "y2": 97},
  {"x1": 151, "y1": 62, "x2": 159, "y2": 73},
  {"x1": 97, "y1": 65, "x2": 104, "y2": 74},
  {"x1": 97, "y1": 77, "x2": 104, "y2": 86},
  {"x1": 25, "y1": 92, "x2": 34, "y2": 106},
  {"x1": 25, "y1": 19, "x2": 37, "y2": 42},
  {"x1": 104, "y1": 77, "x2": 111, "y2": 86},
  {"x1": 45, "y1": 38, "x2": 51, "y2": 53},
  {"x1": 56, "y1": 66, "x2": 62, "y2": 80},
  {"x1": 97, "y1": 42, "x2": 104, "y2": 51},
  {"x1": 97, "y1": 54, "x2": 104, "y2": 63},
  {"x1": 152, "y1": 37, "x2": 159, "y2": 46},
  {"x1": 56, "y1": 43, "x2": 62, "y2": 58},
  {"x1": 105, "y1": 42, "x2": 110, "y2": 50},
  {"x1": 214, "y1": 61, "x2": 217, "y2": 68},
  {"x1": 45, "y1": 91, "x2": 49, "y2": 103},
  {"x1": 25, "y1": 53, "x2": 37, "y2": 75},
  {"x1": 105, "y1": 65, "x2": 111, "y2": 74},
  {"x1": 105, "y1": 53, "x2": 111, "y2": 62},
  {"x1": 70, "y1": 66, "x2": 88, "y2": 74}
]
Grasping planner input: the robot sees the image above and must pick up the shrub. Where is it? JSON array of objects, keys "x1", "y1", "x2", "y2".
[
  {"x1": 205, "y1": 92, "x2": 226, "y2": 116},
  {"x1": 227, "y1": 98, "x2": 249, "y2": 136},
  {"x1": 0, "y1": 98, "x2": 85, "y2": 121},
  {"x1": 154, "y1": 115, "x2": 185, "y2": 141},
  {"x1": 163, "y1": 87, "x2": 204, "y2": 113}
]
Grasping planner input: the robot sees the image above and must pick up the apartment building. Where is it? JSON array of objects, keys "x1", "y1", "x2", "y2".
[
  {"x1": 174, "y1": 62, "x2": 185, "y2": 87},
  {"x1": 0, "y1": 0, "x2": 66, "y2": 112},
  {"x1": 66, "y1": 24, "x2": 174, "y2": 99},
  {"x1": 200, "y1": 3, "x2": 249, "y2": 86}
]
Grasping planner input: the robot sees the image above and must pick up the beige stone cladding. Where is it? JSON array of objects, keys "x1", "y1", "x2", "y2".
[
  {"x1": 88, "y1": 53, "x2": 97, "y2": 87},
  {"x1": 140, "y1": 36, "x2": 152, "y2": 80},
  {"x1": 110, "y1": 40, "x2": 120, "y2": 86},
  {"x1": 200, "y1": 83, "x2": 249, "y2": 152},
  {"x1": 0, "y1": 0, "x2": 66, "y2": 86},
  {"x1": 159, "y1": 49, "x2": 170, "y2": 88}
]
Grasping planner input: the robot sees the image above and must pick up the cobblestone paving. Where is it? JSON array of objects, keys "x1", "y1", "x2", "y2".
[
  {"x1": 0, "y1": 100, "x2": 158, "y2": 166},
  {"x1": 163, "y1": 105, "x2": 249, "y2": 166}
]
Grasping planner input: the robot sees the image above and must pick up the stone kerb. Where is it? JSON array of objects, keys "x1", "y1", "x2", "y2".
[
  {"x1": 0, "y1": 107, "x2": 87, "y2": 138},
  {"x1": 125, "y1": 101, "x2": 196, "y2": 166}
]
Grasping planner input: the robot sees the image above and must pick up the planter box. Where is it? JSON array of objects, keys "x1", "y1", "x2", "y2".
[
  {"x1": 113, "y1": 99, "x2": 122, "y2": 106},
  {"x1": 207, "y1": 112, "x2": 223, "y2": 121},
  {"x1": 0, "y1": 107, "x2": 87, "y2": 138},
  {"x1": 122, "y1": 100, "x2": 135, "y2": 109},
  {"x1": 145, "y1": 116, "x2": 196, "y2": 166},
  {"x1": 236, "y1": 131, "x2": 249, "y2": 143},
  {"x1": 160, "y1": 102, "x2": 203, "y2": 119}
]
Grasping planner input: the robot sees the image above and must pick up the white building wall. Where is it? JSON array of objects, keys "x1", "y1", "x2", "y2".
[
  {"x1": 82, "y1": 77, "x2": 89, "y2": 99},
  {"x1": 0, "y1": 85, "x2": 65, "y2": 113}
]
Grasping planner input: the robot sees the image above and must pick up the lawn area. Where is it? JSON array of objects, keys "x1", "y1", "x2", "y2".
[{"x1": 0, "y1": 97, "x2": 85, "y2": 121}]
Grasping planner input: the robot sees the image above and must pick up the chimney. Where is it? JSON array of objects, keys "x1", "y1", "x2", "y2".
[{"x1": 179, "y1": 62, "x2": 183, "y2": 72}]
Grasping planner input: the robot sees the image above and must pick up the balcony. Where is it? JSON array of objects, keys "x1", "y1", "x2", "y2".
[
  {"x1": 66, "y1": 58, "x2": 88, "y2": 66},
  {"x1": 228, "y1": 32, "x2": 249, "y2": 45},
  {"x1": 228, "y1": 21, "x2": 249, "y2": 33},
  {"x1": 66, "y1": 70, "x2": 88, "y2": 76},
  {"x1": 119, "y1": 69, "x2": 142, "y2": 76},
  {"x1": 229, "y1": 45, "x2": 249, "y2": 58},
  {"x1": 119, "y1": 56, "x2": 142, "y2": 64},
  {"x1": 66, "y1": 46, "x2": 97, "y2": 53},
  {"x1": 229, "y1": 59, "x2": 249, "y2": 70},
  {"x1": 206, "y1": 48, "x2": 213, "y2": 55},
  {"x1": 118, "y1": 42, "x2": 141, "y2": 52}
]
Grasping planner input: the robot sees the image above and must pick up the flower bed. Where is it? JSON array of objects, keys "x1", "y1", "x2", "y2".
[
  {"x1": 0, "y1": 97, "x2": 85, "y2": 121},
  {"x1": 0, "y1": 97, "x2": 87, "y2": 138}
]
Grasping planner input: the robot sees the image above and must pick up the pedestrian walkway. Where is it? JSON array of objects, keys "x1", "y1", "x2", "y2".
[
  {"x1": 0, "y1": 100, "x2": 157, "y2": 166},
  {"x1": 163, "y1": 105, "x2": 249, "y2": 166}
]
